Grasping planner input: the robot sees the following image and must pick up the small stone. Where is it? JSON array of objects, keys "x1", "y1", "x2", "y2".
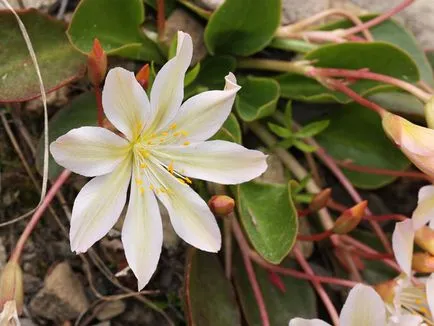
[
  {"x1": 0, "y1": 0, "x2": 56, "y2": 9},
  {"x1": 162, "y1": 9, "x2": 207, "y2": 66},
  {"x1": 25, "y1": 87, "x2": 68, "y2": 112},
  {"x1": 30, "y1": 262, "x2": 89, "y2": 322},
  {"x1": 193, "y1": 0, "x2": 223, "y2": 10},
  {"x1": 281, "y1": 0, "x2": 328, "y2": 25},
  {"x1": 95, "y1": 300, "x2": 126, "y2": 321}
]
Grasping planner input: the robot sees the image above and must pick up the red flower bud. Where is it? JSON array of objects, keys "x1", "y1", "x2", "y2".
[
  {"x1": 333, "y1": 201, "x2": 367, "y2": 234},
  {"x1": 87, "y1": 38, "x2": 107, "y2": 86},
  {"x1": 208, "y1": 195, "x2": 235, "y2": 216}
]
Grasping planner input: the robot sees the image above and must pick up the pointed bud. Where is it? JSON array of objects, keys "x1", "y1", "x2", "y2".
[
  {"x1": 332, "y1": 201, "x2": 367, "y2": 234},
  {"x1": 374, "y1": 279, "x2": 397, "y2": 305},
  {"x1": 382, "y1": 111, "x2": 434, "y2": 178},
  {"x1": 0, "y1": 262, "x2": 23, "y2": 314},
  {"x1": 412, "y1": 252, "x2": 434, "y2": 273},
  {"x1": 87, "y1": 38, "x2": 107, "y2": 86},
  {"x1": 415, "y1": 226, "x2": 434, "y2": 256},
  {"x1": 208, "y1": 195, "x2": 235, "y2": 216},
  {"x1": 309, "y1": 188, "x2": 331, "y2": 212},
  {"x1": 424, "y1": 96, "x2": 434, "y2": 129},
  {"x1": 136, "y1": 64, "x2": 150, "y2": 90}
]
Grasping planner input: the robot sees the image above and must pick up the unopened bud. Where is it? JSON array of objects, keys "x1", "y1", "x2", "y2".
[
  {"x1": 424, "y1": 96, "x2": 434, "y2": 129},
  {"x1": 309, "y1": 188, "x2": 331, "y2": 212},
  {"x1": 333, "y1": 201, "x2": 367, "y2": 234},
  {"x1": 87, "y1": 38, "x2": 107, "y2": 86},
  {"x1": 0, "y1": 261, "x2": 23, "y2": 314},
  {"x1": 412, "y1": 252, "x2": 434, "y2": 273},
  {"x1": 136, "y1": 64, "x2": 150, "y2": 90},
  {"x1": 208, "y1": 195, "x2": 235, "y2": 216},
  {"x1": 374, "y1": 279, "x2": 397, "y2": 305},
  {"x1": 415, "y1": 226, "x2": 434, "y2": 256}
]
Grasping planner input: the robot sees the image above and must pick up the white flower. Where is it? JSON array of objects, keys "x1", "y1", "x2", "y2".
[
  {"x1": 412, "y1": 185, "x2": 434, "y2": 230},
  {"x1": 288, "y1": 284, "x2": 423, "y2": 326},
  {"x1": 0, "y1": 301, "x2": 20, "y2": 326},
  {"x1": 50, "y1": 31, "x2": 267, "y2": 290},
  {"x1": 392, "y1": 219, "x2": 415, "y2": 277}
]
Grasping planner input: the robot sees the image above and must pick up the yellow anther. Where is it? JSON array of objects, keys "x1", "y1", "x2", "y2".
[
  {"x1": 185, "y1": 177, "x2": 192, "y2": 184},
  {"x1": 173, "y1": 132, "x2": 181, "y2": 137},
  {"x1": 177, "y1": 178, "x2": 186, "y2": 184},
  {"x1": 160, "y1": 187, "x2": 166, "y2": 193},
  {"x1": 135, "y1": 178, "x2": 143, "y2": 185},
  {"x1": 140, "y1": 163, "x2": 147, "y2": 168},
  {"x1": 181, "y1": 130, "x2": 188, "y2": 137},
  {"x1": 161, "y1": 132, "x2": 169, "y2": 136},
  {"x1": 169, "y1": 123, "x2": 177, "y2": 130},
  {"x1": 150, "y1": 185, "x2": 155, "y2": 191},
  {"x1": 139, "y1": 186, "x2": 145, "y2": 195},
  {"x1": 183, "y1": 141, "x2": 190, "y2": 146},
  {"x1": 147, "y1": 140, "x2": 153, "y2": 145},
  {"x1": 151, "y1": 133, "x2": 157, "y2": 138},
  {"x1": 168, "y1": 162, "x2": 174, "y2": 174}
]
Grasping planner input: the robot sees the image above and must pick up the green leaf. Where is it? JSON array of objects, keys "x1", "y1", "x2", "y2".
[
  {"x1": 427, "y1": 51, "x2": 434, "y2": 70},
  {"x1": 235, "y1": 76, "x2": 280, "y2": 122},
  {"x1": 368, "y1": 91, "x2": 424, "y2": 117},
  {"x1": 268, "y1": 123, "x2": 292, "y2": 138},
  {"x1": 233, "y1": 254, "x2": 317, "y2": 326},
  {"x1": 276, "y1": 137, "x2": 294, "y2": 149},
  {"x1": 184, "y1": 62, "x2": 201, "y2": 87},
  {"x1": 315, "y1": 103, "x2": 410, "y2": 189},
  {"x1": 283, "y1": 101, "x2": 293, "y2": 128},
  {"x1": 293, "y1": 139, "x2": 317, "y2": 153},
  {"x1": 185, "y1": 250, "x2": 241, "y2": 326},
  {"x1": 295, "y1": 120, "x2": 329, "y2": 138},
  {"x1": 322, "y1": 16, "x2": 434, "y2": 86},
  {"x1": 188, "y1": 55, "x2": 236, "y2": 91},
  {"x1": 212, "y1": 113, "x2": 242, "y2": 144},
  {"x1": 236, "y1": 181, "x2": 298, "y2": 264},
  {"x1": 36, "y1": 92, "x2": 97, "y2": 180},
  {"x1": 204, "y1": 0, "x2": 281, "y2": 56},
  {"x1": 0, "y1": 9, "x2": 86, "y2": 103},
  {"x1": 67, "y1": 0, "x2": 163, "y2": 63},
  {"x1": 276, "y1": 42, "x2": 420, "y2": 103}
]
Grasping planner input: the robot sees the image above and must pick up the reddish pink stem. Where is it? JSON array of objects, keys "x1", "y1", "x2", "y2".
[
  {"x1": 95, "y1": 87, "x2": 104, "y2": 127},
  {"x1": 338, "y1": 0, "x2": 415, "y2": 38},
  {"x1": 232, "y1": 219, "x2": 270, "y2": 326},
  {"x1": 293, "y1": 245, "x2": 340, "y2": 324},
  {"x1": 10, "y1": 169, "x2": 71, "y2": 263}
]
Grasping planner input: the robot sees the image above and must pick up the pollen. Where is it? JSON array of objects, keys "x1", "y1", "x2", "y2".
[
  {"x1": 168, "y1": 162, "x2": 174, "y2": 174},
  {"x1": 181, "y1": 130, "x2": 188, "y2": 137},
  {"x1": 169, "y1": 123, "x2": 177, "y2": 130},
  {"x1": 140, "y1": 163, "x2": 147, "y2": 168},
  {"x1": 185, "y1": 177, "x2": 192, "y2": 184},
  {"x1": 149, "y1": 185, "x2": 155, "y2": 191},
  {"x1": 161, "y1": 132, "x2": 169, "y2": 136},
  {"x1": 135, "y1": 178, "x2": 143, "y2": 185},
  {"x1": 139, "y1": 186, "x2": 145, "y2": 195},
  {"x1": 183, "y1": 141, "x2": 190, "y2": 146},
  {"x1": 147, "y1": 140, "x2": 153, "y2": 145},
  {"x1": 173, "y1": 131, "x2": 181, "y2": 137},
  {"x1": 177, "y1": 178, "x2": 186, "y2": 184},
  {"x1": 151, "y1": 133, "x2": 157, "y2": 138}
]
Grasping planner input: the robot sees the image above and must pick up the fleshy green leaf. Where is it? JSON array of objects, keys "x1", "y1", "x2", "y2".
[
  {"x1": 276, "y1": 42, "x2": 420, "y2": 103},
  {"x1": 295, "y1": 120, "x2": 329, "y2": 138},
  {"x1": 188, "y1": 55, "x2": 237, "y2": 90},
  {"x1": 236, "y1": 181, "x2": 298, "y2": 264},
  {"x1": 0, "y1": 9, "x2": 86, "y2": 103},
  {"x1": 184, "y1": 62, "x2": 201, "y2": 87},
  {"x1": 204, "y1": 0, "x2": 281, "y2": 56},
  {"x1": 322, "y1": 16, "x2": 434, "y2": 86},
  {"x1": 293, "y1": 140, "x2": 317, "y2": 153},
  {"x1": 36, "y1": 92, "x2": 97, "y2": 180},
  {"x1": 268, "y1": 123, "x2": 292, "y2": 138},
  {"x1": 67, "y1": 0, "x2": 163, "y2": 62},
  {"x1": 283, "y1": 100, "x2": 293, "y2": 128},
  {"x1": 235, "y1": 76, "x2": 280, "y2": 122},
  {"x1": 316, "y1": 103, "x2": 410, "y2": 189},
  {"x1": 185, "y1": 250, "x2": 241, "y2": 326},
  {"x1": 233, "y1": 254, "x2": 317, "y2": 326},
  {"x1": 212, "y1": 113, "x2": 242, "y2": 144}
]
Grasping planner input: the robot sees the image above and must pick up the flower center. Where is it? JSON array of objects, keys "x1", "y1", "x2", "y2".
[{"x1": 395, "y1": 282, "x2": 433, "y2": 325}]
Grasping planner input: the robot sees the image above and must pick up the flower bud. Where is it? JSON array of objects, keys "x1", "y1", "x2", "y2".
[
  {"x1": 0, "y1": 262, "x2": 23, "y2": 314},
  {"x1": 87, "y1": 38, "x2": 107, "y2": 86},
  {"x1": 412, "y1": 252, "x2": 434, "y2": 273},
  {"x1": 374, "y1": 279, "x2": 397, "y2": 305},
  {"x1": 424, "y1": 96, "x2": 434, "y2": 129},
  {"x1": 309, "y1": 188, "x2": 331, "y2": 212},
  {"x1": 382, "y1": 111, "x2": 434, "y2": 179},
  {"x1": 135, "y1": 64, "x2": 150, "y2": 90},
  {"x1": 333, "y1": 201, "x2": 367, "y2": 234},
  {"x1": 208, "y1": 195, "x2": 235, "y2": 216},
  {"x1": 414, "y1": 226, "x2": 434, "y2": 256}
]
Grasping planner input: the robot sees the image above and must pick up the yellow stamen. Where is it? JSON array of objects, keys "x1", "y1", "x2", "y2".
[
  {"x1": 168, "y1": 162, "x2": 174, "y2": 174},
  {"x1": 161, "y1": 132, "x2": 169, "y2": 136},
  {"x1": 173, "y1": 131, "x2": 181, "y2": 137},
  {"x1": 135, "y1": 178, "x2": 143, "y2": 185},
  {"x1": 181, "y1": 130, "x2": 188, "y2": 137},
  {"x1": 150, "y1": 185, "x2": 155, "y2": 191},
  {"x1": 140, "y1": 163, "x2": 147, "y2": 168},
  {"x1": 169, "y1": 123, "x2": 177, "y2": 130},
  {"x1": 139, "y1": 186, "x2": 145, "y2": 195},
  {"x1": 183, "y1": 141, "x2": 190, "y2": 146},
  {"x1": 177, "y1": 178, "x2": 186, "y2": 184},
  {"x1": 185, "y1": 177, "x2": 192, "y2": 184}
]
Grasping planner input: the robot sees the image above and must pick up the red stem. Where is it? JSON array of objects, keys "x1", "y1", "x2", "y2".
[
  {"x1": 297, "y1": 229, "x2": 333, "y2": 241},
  {"x1": 293, "y1": 246, "x2": 340, "y2": 324},
  {"x1": 338, "y1": 0, "x2": 415, "y2": 38},
  {"x1": 157, "y1": 0, "x2": 165, "y2": 38},
  {"x1": 232, "y1": 219, "x2": 270, "y2": 326},
  {"x1": 95, "y1": 87, "x2": 104, "y2": 127},
  {"x1": 10, "y1": 169, "x2": 71, "y2": 263}
]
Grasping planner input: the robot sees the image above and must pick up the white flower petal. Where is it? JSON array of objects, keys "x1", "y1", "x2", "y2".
[
  {"x1": 339, "y1": 284, "x2": 386, "y2": 326},
  {"x1": 148, "y1": 31, "x2": 193, "y2": 133},
  {"x1": 288, "y1": 318, "x2": 330, "y2": 326},
  {"x1": 70, "y1": 158, "x2": 132, "y2": 253},
  {"x1": 412, "y1": 185, "x2": 434, "y2": 230},
  {"x1": 387, "y1": 314, "x2": 423, "y2": 326},
  {"x1": 426, "y1": 274, "x2": 434, "y2": 317},
  {"x1": 50, "y1": 127, "x2": 130, "y2": 177},
  {"x1": 102, "y1": 67, "x2": 151, "y2": 141},
  {"x1": 148, "y1": 161, "x2": 221, "y2": 252},
  {"x1": 153, "y1": 140, "x2": 267, "y2": 184},
  {"x1": 392, "y1": 220, "x2": 415, "y2": 276},
  {"x1": 171, "y1": 73, "x2": 241, "y2": 142},
  {"x1": 0, "y1": 301, "x2": 20, "y2": 326},
  {"x1": 122, "y1": 166, "x2": 162, "y2": 290}
]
